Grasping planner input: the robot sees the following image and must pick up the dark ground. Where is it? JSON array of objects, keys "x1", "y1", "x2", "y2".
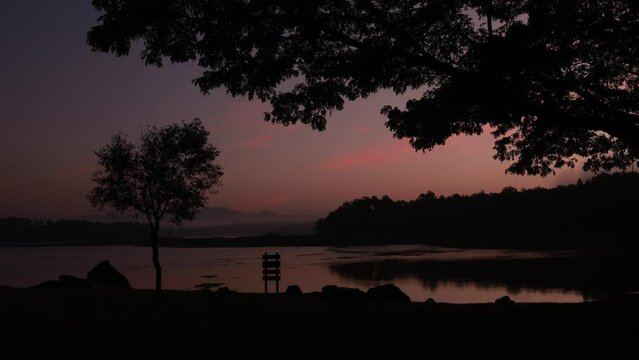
[{"x1": 1, "y1": 287, "x2": 637, "y2": 359}]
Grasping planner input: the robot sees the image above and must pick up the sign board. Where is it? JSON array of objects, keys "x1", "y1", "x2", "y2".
[{"x1": 262, "y1": 252, "x2": 281, "y2": 294}]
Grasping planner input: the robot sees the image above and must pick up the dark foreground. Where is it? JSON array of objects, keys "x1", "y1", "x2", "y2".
[{"x1": 1, "y1": 288, "x2": 638, "y2": 359}]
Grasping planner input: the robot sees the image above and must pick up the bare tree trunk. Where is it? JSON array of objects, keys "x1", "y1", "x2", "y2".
[
  {"x1": 150, "y1": 221, "x2": 162, "y2": 295},
  {"x1": 486, "y1": 0, "x2": 493, "y2": 38}
]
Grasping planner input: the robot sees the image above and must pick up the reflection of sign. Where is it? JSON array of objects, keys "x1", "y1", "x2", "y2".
[{"x1": 262, "y1": 252, "x2": 281, "y2": 294}]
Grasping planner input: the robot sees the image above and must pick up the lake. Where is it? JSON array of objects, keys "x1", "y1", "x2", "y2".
[{"x1": 0, "y1": 245, "x2": 589, "y2": 303}]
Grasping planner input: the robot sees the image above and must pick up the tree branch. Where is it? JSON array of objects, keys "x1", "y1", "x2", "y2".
[{"x1": 318, "y1": 28, "x2": 463, "y2": 76}]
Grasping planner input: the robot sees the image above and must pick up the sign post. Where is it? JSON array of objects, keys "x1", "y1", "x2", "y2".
[{"x1": 262, "y1": 252, "x2": 281, "y2": 294}]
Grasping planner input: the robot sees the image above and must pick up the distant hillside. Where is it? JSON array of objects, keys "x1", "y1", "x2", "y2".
[
  {"x1": 0, "y1": 206, "x2": 315, "y2": 246},
  {"x1": 161, "y1": 221, "x2": 314, "y2": 238},
  {"x1": 77, "y1": 206, "x2": 313, "y2": 227},
  {"x1": 316, "y1": 172, "x2": 639, "y2": 248},
  {"x1": 2, "y1": 173, "x2": 637, "y2": 248},
  {"x1": 0, "y1": 218, "x2": 147, "y2": 246}
]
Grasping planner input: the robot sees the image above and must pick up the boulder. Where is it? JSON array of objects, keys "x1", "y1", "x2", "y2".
[
  {"x1": 87, "y1": 260, "x2": 131, "y2": 289},
  {"x1": 216, "y1": 287, "x2": 236, "y2": 295},
  {"x1": 424, "y1": 298, "x2": 437, "y2": 305},
  {"x1": 495, "y1": 295, "x2": 515, "y2": 305},
  {"x1": 194, "y1": 282, "x2": 224, "y2": 291},
  {"x1": 285, "y1": 285, "x2": 303, "y2": 297},
  {"x1": 366, "y1": 284, "x2": 411, "y2": 303},
  {"x1": 320, "y1": 285, "x2": 366, "y2": 302}
]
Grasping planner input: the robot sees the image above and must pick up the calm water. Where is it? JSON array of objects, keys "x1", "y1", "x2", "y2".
[{"x1": 0, "y1": 245, "x2": 587, "y2": 303}]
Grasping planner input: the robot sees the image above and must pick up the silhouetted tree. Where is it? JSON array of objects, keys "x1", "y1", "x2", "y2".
[
  {"x1": 88, "y1": 119, "x2": 223, "y2": 293},
  {"x1": 88, "y1": 0, "x2": 639, "y2": 175},
  {"x1": 315, "y1": 172, "x2": 639, "y2": 247}
]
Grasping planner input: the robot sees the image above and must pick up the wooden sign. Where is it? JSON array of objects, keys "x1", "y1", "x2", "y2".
[{"x1": 262, "y1": 252, "x2": 281, "y2": 293}]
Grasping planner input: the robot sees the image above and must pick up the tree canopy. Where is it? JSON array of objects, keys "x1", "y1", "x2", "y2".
[
  {"x1": 89, "y1": 119, "x2": 223, "y2": 226},
  {"x1": 88, "y1": 0, "x2": 639, "y2": 175}
]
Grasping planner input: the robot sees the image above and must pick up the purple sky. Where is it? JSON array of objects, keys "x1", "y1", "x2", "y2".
[{"x1": 0, "y1": 1, "x2": 589, "y2": 219}]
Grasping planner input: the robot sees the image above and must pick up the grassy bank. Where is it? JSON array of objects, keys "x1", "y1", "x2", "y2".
[{"x1": 1, "y1": 287, "x2": 637, "y2": 358}]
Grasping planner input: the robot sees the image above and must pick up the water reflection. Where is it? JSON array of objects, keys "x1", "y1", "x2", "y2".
[
  {"x1": 0, "y1": 245, "x2": 634, "y2": 303},
  {"x1": 328, "y1": 249, "x2": 639, "y2": 302}
]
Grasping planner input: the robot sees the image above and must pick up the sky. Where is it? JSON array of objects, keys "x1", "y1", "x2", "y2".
[{"x1": 0, "y1": 1, "x2": 590, "y2": 219}]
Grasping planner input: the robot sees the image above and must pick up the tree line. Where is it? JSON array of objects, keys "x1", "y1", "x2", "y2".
[
  {"x1": 3, "y1": 173, "x2": 636, "y2": 249},
  {"x1": 316, "y1": 172, "x2": 638, "y2": 248},
  {"x1": 0, "y1": 218, "x2": 147, "y2": 246}
]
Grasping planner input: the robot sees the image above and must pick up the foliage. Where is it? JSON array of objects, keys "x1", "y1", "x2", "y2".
[
  {"x1": 315, "y1": 172, "x2": 639, "y2": 243},
  {"x1": 88, "y1": 0, "x2": 639, "y2": 175},
  {"x1": 88, "y1": 119, "x2": 223, "y2": 226}
]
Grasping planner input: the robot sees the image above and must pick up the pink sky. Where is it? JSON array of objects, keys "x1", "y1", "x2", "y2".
[{"x1": 0, "y1": 2, "x2": 589, "y2": 219}]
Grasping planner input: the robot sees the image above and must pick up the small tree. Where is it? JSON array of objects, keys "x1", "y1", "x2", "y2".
[{"x1": 88, "y1": 119, "x2": 223, "y2": 294}]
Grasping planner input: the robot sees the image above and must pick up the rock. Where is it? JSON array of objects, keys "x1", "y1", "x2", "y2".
[
  {"x1": 30, "y1": 275, "x2": 91, "y2": 290},
  {"x1": 366, "y1": 284, "x2": 411, "y2": 303},
  {"x1": 87, "y1": 260, "x2": 131, "y2": 289},
  {"x1": 320, "y1": 285, "x2": 366, "y2": 302},
  {"x1": 194, "y1": 282, "x2": 224, "y2": 290},
  {"x1": 495, "y1": 295, "x2": 515, "y2": 305},
  {"x1": 424, "y1": 298, "x2": 437, "y2": 305},
  {"x1": 216, "y1": 287, "x2": 236, "y2": 294},
  {"x1": 285, "y1": 285, "x2": 303, "y2": 297}
]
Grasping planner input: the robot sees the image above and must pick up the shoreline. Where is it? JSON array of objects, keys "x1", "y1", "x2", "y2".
[{"x1": 2, "y1": 287, "x2": 638, "y2": 357}]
